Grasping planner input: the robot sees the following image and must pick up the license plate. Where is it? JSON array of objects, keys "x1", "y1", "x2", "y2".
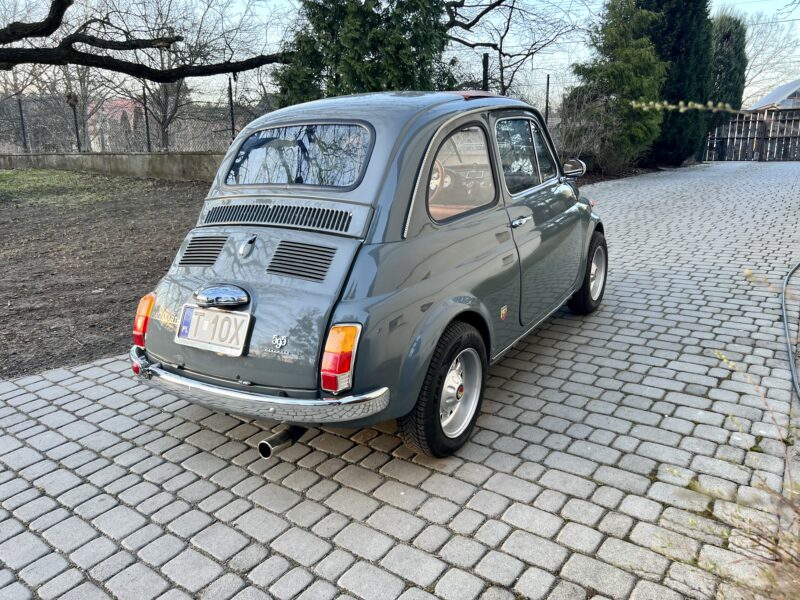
[{"x1": 175, "y1": 306, "x2": 250, "y2": 356}]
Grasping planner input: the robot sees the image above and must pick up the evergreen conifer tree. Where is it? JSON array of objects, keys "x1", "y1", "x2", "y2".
[
  {"x1": 562, "y1": 0, "x2": 666, "y2": 174},
  {"x1": 637, "y1": 0, "x2": 713, "y2": 165},
  {"x1": 276, "y1": 0, "x2": 448, "y2": 106}
]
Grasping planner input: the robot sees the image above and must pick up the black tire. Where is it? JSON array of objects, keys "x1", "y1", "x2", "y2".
[
  {"x1": 568, "y1": 230, "x2": 607, "y2": 315},
  {"x1": 399, "y1": 321, "x2": 487, "y2": 457}
]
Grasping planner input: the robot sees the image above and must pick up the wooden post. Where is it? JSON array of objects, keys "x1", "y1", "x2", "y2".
[
  {"x1": 482, "y1": 54, "x2": 489, "y2": 91},
  {"x1": 545, "y1": 74, "x2": 550, "y2": 124},
  {"x1": 228, "y1": 75, "x2": 236, "y2": 140},
  {"x1": 142, "y1": 85, "x2": 152, "y2": 153},
  {"x1": 16, "y1": 95, "x2": 29, "y2": 153},
  {"x1": 65, "y1": 92, "x2": 81, "y2": 152}
]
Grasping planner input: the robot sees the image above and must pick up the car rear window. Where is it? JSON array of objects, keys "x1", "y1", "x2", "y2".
[{"x1": 225, "y1": 123, "x2": 371, "y2": 188}]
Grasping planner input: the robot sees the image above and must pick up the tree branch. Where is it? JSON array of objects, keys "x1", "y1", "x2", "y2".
[
  {"x1": 0, "y1": 46, "x2": 291, "y2": 83},
  {"x1": 445, "y1": 0, "x2": 509, "y2": 30},
  {"x1": 447, "y1": 35, "x2": 499, "y2": 50},
  {"x1": 0, "y1": 0, "x2": 74, "y2": 45},
  {"x1": 59, "y1": 32, "x2": 183, "y2": 51}
]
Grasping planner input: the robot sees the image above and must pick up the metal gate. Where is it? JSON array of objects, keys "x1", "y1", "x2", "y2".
[{"x1": 704, "y1": 108, "x2": 800, "y2": 161}]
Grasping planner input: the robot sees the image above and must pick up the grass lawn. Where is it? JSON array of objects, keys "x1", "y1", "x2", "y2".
[{"x1": 0, "y1": 169, "x2": 208, "y2": 379}]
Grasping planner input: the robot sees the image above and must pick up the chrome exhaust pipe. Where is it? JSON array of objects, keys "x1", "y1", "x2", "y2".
[{"x1": 258, "y1": 426, "x2": 306, "y2": 459}]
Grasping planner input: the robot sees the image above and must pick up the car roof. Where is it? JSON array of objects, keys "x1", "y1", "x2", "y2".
[{"x1": 244, "y1": 91, "x2": 531, "y2": 132}]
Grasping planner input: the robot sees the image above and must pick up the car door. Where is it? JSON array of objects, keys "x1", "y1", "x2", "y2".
[
  {"x1": 423, "y1": 120, "x2": 523, "y2": 352},
  {"x1": 494, "y1": 113, "x2": 584, "y2": 326}
]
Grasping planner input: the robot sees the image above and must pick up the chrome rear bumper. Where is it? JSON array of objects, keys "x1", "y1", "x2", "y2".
[{"x1": 130, "y1": 346, "x2": 389, "y2": 423}]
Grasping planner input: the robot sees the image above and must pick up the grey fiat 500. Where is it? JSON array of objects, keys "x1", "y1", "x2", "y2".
[{"x1": 130, "y1": 91, "x2": 606, "y2": 457}]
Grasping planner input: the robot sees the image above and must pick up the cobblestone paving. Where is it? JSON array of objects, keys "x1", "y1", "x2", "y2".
[{"x1": 1, "y1": 162, "x2": 799, "y2": 600}]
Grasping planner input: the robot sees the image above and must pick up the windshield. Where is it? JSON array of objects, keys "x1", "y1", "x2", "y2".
[{"x1": 225, "y1": 123, "x2": 371, "y2": 188}]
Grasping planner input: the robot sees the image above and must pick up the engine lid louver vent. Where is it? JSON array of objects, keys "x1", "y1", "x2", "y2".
[
  {"x1": 267, "y1": 241, "x2": 336, "y2": 282},
  {"x1": 204, "y1": 204, "x2": 353, "y2": 234},
  {"x1": 178, "y1": 235, "x2": 228, "y2": 267}
]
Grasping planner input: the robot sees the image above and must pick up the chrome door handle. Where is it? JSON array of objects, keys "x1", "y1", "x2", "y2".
[{"x1": 511, "y1": 215, "x2": 533, "y2": 228}]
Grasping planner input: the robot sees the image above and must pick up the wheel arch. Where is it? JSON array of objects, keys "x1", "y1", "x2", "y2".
[
  {"x1": 593, "y1": 220, "x2": 605, "y2": 236},
  {"x1": 449, "y1": 310, "x2": 492, "y2": 362},
  {"x1": 389, "y1": 298, "x2": 494, "y2": 420}
]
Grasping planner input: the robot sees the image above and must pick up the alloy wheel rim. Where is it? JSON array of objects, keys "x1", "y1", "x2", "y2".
[
  {"x1": 590, "y1": 245, "x2": 607, "y2": 301},
  {"x1": 439, "y1": 348, "x2": 482, "y2": 438}
]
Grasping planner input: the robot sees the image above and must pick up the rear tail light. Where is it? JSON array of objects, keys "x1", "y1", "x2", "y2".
[
  {"x1": 320, "y1": 324, "x2": 361, "y2": 395},
  {"x1": 133, "y1": 292, "x2": 156, "y2": 347}
]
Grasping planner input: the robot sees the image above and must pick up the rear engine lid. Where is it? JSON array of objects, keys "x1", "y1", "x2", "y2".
[{"x1": 145, "y1": 225, "x2": 361, "y2": 392}]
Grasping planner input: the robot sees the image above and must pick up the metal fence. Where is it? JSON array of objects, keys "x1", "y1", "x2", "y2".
[
  {"x1": 704, "y1": 108, "x2": 800, "y2": 162},
  {"x1": 0, "y1": 88, "x2": 275, "y2": 155}
]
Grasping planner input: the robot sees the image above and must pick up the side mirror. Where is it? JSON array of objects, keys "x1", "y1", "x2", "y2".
[{"x1": 562, "y1": 158, "x2": 586, "y2": 179}]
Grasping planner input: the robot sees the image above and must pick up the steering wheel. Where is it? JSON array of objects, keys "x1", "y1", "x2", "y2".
[{"x1": 429, "y1": 159, "x2": 447, "y2": 203}]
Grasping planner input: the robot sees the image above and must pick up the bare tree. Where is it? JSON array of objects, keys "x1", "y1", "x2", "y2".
[
  {"x1": 445, "y1": 0, "x2": 588, "y2": 96},
  {"x1": 0, "y1": 0, "x2": 288, "y2": 82},
  {"x1": 92, "y1": 0, "x2": 282, "y2": 150},
  {"x1": 743, "y1": 11, "x2": 799, "y2": 107}
]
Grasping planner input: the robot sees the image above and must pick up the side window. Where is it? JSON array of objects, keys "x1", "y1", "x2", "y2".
[
  {"x1": 496, "y1": 119, "x2": 540, "y2": 194},
  {"x1": 428, "y1": 125, "x2": 496, "y2": 222},
  {"x1": 532, "y1": 124, "x2": 557, "y2": 181}
]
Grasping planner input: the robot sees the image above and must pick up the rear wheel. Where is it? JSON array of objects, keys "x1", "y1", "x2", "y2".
[
  {"x1": 568, "y1": 230, "x2": 607, "y2": 315},
  {"x1": 399, "y1": 322, "x2": 487, "y2": 457}
]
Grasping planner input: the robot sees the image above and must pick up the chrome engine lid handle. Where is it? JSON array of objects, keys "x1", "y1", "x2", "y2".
[{"x1": 194, "y1": 284, "x2": 250, "y2": 308}]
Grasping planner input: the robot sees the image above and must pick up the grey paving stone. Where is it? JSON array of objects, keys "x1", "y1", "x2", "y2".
[
  {"x1": 232, "y1": 508, "x2": 289, "y2": 544},
  {"x1": 434, "y1": 568, "x2": 485, "y2": 600},
  {"x1": 380, "y1": 544, "x2": 446, "y2": 587},
  {"x1": 556, "y1": 522, "x2": 604, "y2": 554},
  {"x1": 366, "y1": 506, "x2": 425, "y2": 541},
  {"x1": 271, "y1": 527, "x2": 332, "y2": 567},
  {"x1": 502, "y1": 530, "x2": 569, "y2": 571},
  {"x1": 474, "y1": 550, "x2": 524, "y2": 586},
  {"x1": 162, "y1": 548, "x2": 223, "y2": 593},
  {"x1": 647, "y1": 482, "x2": 711, "y2": 512},
  {"x1": 106, "y1": 563, "x2": 169, "y2": 600},
  {"x1": 413, "y1": 525, "x2": 451, "y2": 553},
  {"x1": 270, "y1": 566, "x2": 313, "y2": 600},
  {"x1": 249, "y1": 483, "x2": 302, "y2": 514},
  {"x1": 338, "y1": 562, "x2": 405, "y2": 600},
  {"x1": 546, "y1": 580, "x2": 586, "y2": 600},
  {"x1": 231, "y1": 587, "x2": 271, "y2": 600},
  {"x1": 514, "y1": 566, "x2": 556, "y2": 599},
  {"x1": 538, "y1": 470, "x2": 596, "y2": 498},
  {"x1": 629, "y1": 580, "x2": 683, "y2": 600},
  {"x1": 325, "y1": 487, "x2": 381, "y2": 519},
  {"x1": 89, "y1": 550, "x2": 135, "y2": 582},
  {"x1": 42, "y1": 516, "x2": 98, "y2": 553},
  {"x1": 334, "y1": 523, "x2": 393, "y2": 561},
  {"x1": 449, "y1": 509, "x2": 485, "y2": 535},
  {"x1": 0, "y1": 531, "x2": 50, "y2": 569},
  {"x1": 247, "y1": 555, "x2": 290, "y2": 588},
  {"x1": 560, "y1": 554, "x2": 635, "y2": 600},
  {"x1": 60, "y1": 582, "x2": 112, "y2": 600},
  {"x1": 191, "y1": 523, "x2": 249, "y2": 561},
  {"x1": 597, "y1": 538, "x2": 670, "y2": 581},
  {"x1": 18, "y1": 553, "x2": 68, "y2": 587},
  {"x1": 618, "y1": 495, "x2": 663, "y2": 522},
  {"x1": 137, "y1": 534, "x2": 185, "y2": 567},
  {"x1": 440, "y1": 535, "x2": 487, "y2": 568},
  {"x1": 200, "y1": 572, "x2": 245, "y2": 600},
  {"x1": 37, "y1": 568, "x2": 84, "y2": 599},
  {"x1": 92, "y1": 506, "x2": 146, "y2": 540},
  {"x1": 314, "y1": 548, "x2": 355, "y2": 582},
  {"x1": 501, "y1": 503, "x2": 563, "y2": 538},
  {"x1": 0, "y1": 582, "x2": 31, "y2": 600}
]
